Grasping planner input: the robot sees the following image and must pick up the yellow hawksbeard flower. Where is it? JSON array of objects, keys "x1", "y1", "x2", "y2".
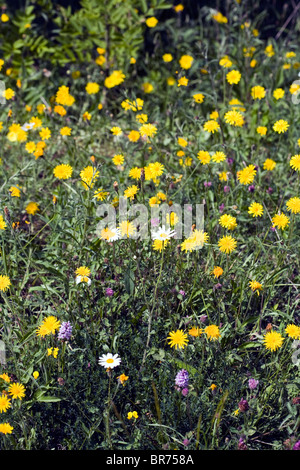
[
  {"x1": 226, "y1": 70, "x2": 241, "y2": 85},
  {"x1": 237, "y1": 164, "x2": 256, "y2": 185},
  {"x1": 286, "y1": 197, "x2": 300, "y2": 214},
  {"x1": 248, "y1": 202, "x2": 263, "y2": 217},
  {"x1": 272, "y1": 212, "x2": 289, "y2": 230},
  {"x1": 218, "y1": 235, "x2": 237, "y2": 254},
  {"x1": 204, "y1": 325, "x2": 221, "y2": 341},
  {"x1": 53, "y1": 164, "x2": 73, "y2": 180},
  {"x1": 263, "y1": 331, "x2": 284, "y2": 352},
  {"x1": 251, "y1": 86, "x2": 266, "y2": 99},
  {"x1": 167, "y1": 329, "x2": 189, "y2": 349}
]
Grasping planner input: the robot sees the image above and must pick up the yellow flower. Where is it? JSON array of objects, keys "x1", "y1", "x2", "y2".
[
  {"x1": 179, "y1": 55, "x2": 193, "y2": 70},
  {"x1": 39, "y1": 127, "x2": 51, "y2": 140},
  {"x1": 250, "y1": 59, "x2": 257, "y2": 68},
  {"x1": 263, "y1": 158, "x2": 276, "y2": 171},
  {"x1": 188, "y1": 326, "x2": 202, "y2": 337},
  {"x1": 0, "y1": 373, "x2": 10, "y2": 383},
  {"x1": 139, "y1": 123, "x2": 157, "y2": 138},
  {"x1": 218, "y1": 235, "x2": 237, "y2": 254},
  {"x1": 264, "y1": 44, "x2": 274, "y2": 57},
  {"x1": 211, "y1": 266, "x2": 223, "y2": 278},
  {"x1": 251, "y1": 86, "x2": 266, "y2": 100},
  {"x1": 37, "y1": 316, "x2": 61, "y2": 337},
  {"x1": 127, "y1": 411, "x2": 139, "y2": 419},
  {"x1": 56, "y1": 86, "x2": 75, "y2": 106},
  {"x1": 9, "y1": 186, "x2": 21, "y2": 198},
  {"x1": 273, "y1": 88, "x2": 285, "y2": 100},
  {"x1": 80, "y1": 166, "x2": 99, "y2": 190},
  {"x1": 85, "y1": 82, "x2": 100, "y2": 94},
  {"x1": 219, "y1": 214, "x2": 237, "y2": 230},
  {"x1": 60, "y1": 126, "x2": 71, "y2": 136},
  {"x1": 256, "y1": 126, "x2": 267, "y2": 136},
  {"x1": 0, "y1": 275, "x2": 10, "y2": 292},
  {"x1": 249, "y1": 280, "x2": 262, "y2": 295},
  {"x1": 272, "y1": 213, "x2": 289, "y2": 230},
  {"x1": 146, "y1": 17, "x2": 158, "y2": 28},
  {"x1": 1, "y1": 14, "x2": 9, "y2": 22},
  {"x1": 290, "y1": 154, "x2": 300, "y2": 171},
  {"x1": 162, "y1": 53, "x2": 173, "y2": 62},
  {"x1": 0, "y1": 395, "x2": 11, "y2": 413},
  {"x1": 212, "y1": 12, "x2": 227, "y2": 23},
  {"x1": 204, "y1": 325, "x2": 221, "y2": 341},
  {"x1": 224, "y1": 110, "x2": 244, "y2": 127},
  {"x1": 152, "y1": 239, "x2": 169, "y2": 251},
  {"x1": 128, "y1": 130, "x2": 140, "y2": 142},
  {"x1": 112, "y1": 154, "x2": 125, "y2": 166},
  {"x1": 237, "y1": 164, "x2": 256, "y2": 185},
  {"x1": 142, "y1": 82, "x2": 154, "y2": 93},
  {"x1": 82, "y1": 111, "x2": 91, "y2": 121},
  {"x1": 263, "y1": 331, "x2": 284, "y2": 352},
  {"x1": 212, "y1": 151, "x2": 226, "y2": 163},
  {"x1": 53, "y1": 164, "x2": 73, "y2": 180},
  {"x1": 285, "y1": 324, "x2": 300, "y2": 339},
  {"x1": 25, "y1": 202, "x2": 39, "y2": 215},
  {"x1": 167, "y1": 330, "x2": 189, "y2": 349},
  {"x1": 219, "y1": 55, "x2": 232, "y2": 68},
  {"x1": 33, "y1": 371, "x2": 39, "y2": 379},
  {"x1": 8, "y1": 383, "x2": 25, "y2": 400},
  {"x1": 273, "y1": 120, "x2": 289, "y2": 134},
  {"x1": 110, "y1": 126, "x2": 122, "y2": 136},
  {"x1": 177, "y1": 76, "x2": 188, "y2": 87},
  {"x1": 197, "y1": 150, "x2": 211, "y2": 164},
  {"x1": 0, "y1": 422, "x2": 13, "y2": 434},
  {"x1": 167, "y1": 76, "x2": 176, "y2": 86},
  {"x1": 0, "y1": 215, "x2": 6, "y2": 231},
  {"x1": 286, "y1": 197, "x2": 300, "y2": 214},
  {"x1": 248, "y1": 202, "x2": 263, "y2": 217},
  {"x1": 203, "y1": 120, "x2": 220, "y2": 134},
  {"x1": 226, "y1": 70, "x2": 241, "y2": 85},
  {"x1": 117, "y1": 374, "x2": 129, "y2": 386},
  {"x1": 129, "y1": 167, "x2": 142, "y2": 180},
  {"x1": 3, "y1": 88, "x2": 14, "y2": 100},
  {"x1": 193, "y1": 93, "x2": 204, "y2": 103},
  {"x1": 124, "y1": 185, "x2": 139, "y2": 200},
  {"x1": 119, "y1": 221, "x2": 136, "y2": 238},
  {"x1": 178, "y1": 137, "x2": 188, "y2": 147},
  {"x1": 289, "y1": 83, "x2": 300, "y2": 95},
  {"x1": 104, "y1": 70, "x2": 125, "y2": 88}
]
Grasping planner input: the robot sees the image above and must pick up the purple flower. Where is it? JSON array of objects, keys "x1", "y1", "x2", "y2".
[
  {"x1": 150, "y1": 218, "x2": 160, "y2": 227},
  {"x1": 224, "y1": 185, "x2": 230, "y2": 193},
  {"x1": 175, "y1": 369, "x2": 189, "y2": 389},
  {"x1": 200, "y1": 315, "x2": 207, "y2": 323},
  {"x1": 248, "y1": 378, "x2": 259, "y2": 390},
  {"x1": 266, "y1": 187, "x2": 273, "y2": 194},
  {"x1": 179, "y1": 289, "x2": 186, "y2": 296},
  {"x1": 58, "y1": 321, "x2": 72, "y2": 341},
  {"x1": 204, "y1": 181, "x2": 212, "y2": 188},
  {"x1": 248, "y1": 185, "x2": 255, "y2": 193},
  {"x1": 238, "y1": 437, "x2": 247, "y2": 450},
  {"x1": 105, "y1": 287, "x2": 114, "y2": 297},
  {"x1": 227, "y1": 157, "x2": 234, "y2": 165},
  {"x1": 293, "y1": 441, "x2": 300, "y2": 450},
  {"x1": 181, "y1": 388, "x2": 189, "y2": 397},
  {"x1": 238, "y1": 398, "x2": 249, "y2": 412},
  {"x1": 219, "y1": 203, "x2": 225, "y2": 213},
  {"x1": 182, "y1": 439, "x2": 190, "y2": 446}
]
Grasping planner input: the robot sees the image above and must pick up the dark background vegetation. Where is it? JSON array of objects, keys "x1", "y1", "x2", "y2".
[{"x1": 2, "y1": 0, "x2": 299, "y2": 39}]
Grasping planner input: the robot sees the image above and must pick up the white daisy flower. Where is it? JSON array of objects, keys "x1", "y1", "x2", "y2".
[
  {"x1": 75, "y1": 276, "x2": 92, "y2": 286},
  {"x1": 21, "y1": 122, "x2": 35, "y2": 131},
  {"x1": 99, "y1": 353, "x2": 121, "y2": 369},
  {"x1": 151, "y1": 225, "x2": 176, "y2": 241}
]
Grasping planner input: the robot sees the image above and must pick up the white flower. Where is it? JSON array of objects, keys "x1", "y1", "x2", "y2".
[
  {"x1": 151, "y1": 225, "x2": 176, "y2": 241},
  {"x1": 21, "y1": 122, "x2": 35, "y2": 131},
  {"x1": 106, "y1": 227, "x2": 121, "y2": 242},
  {"x1": 99, "y1": 353, "x2": 121, "y2": 369},
  {"x1": 75, "y1": 275, "x2": 91, "y2": 286}
]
